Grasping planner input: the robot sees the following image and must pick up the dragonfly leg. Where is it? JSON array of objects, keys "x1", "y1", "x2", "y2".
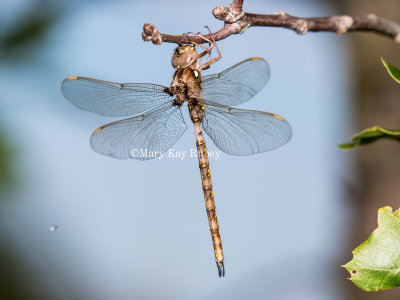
[
  {"x1": 189, "y1": 39, "x2": 212, "y2": 59},
  {"x1": 184, "y1": 27, "x2": 220, "y2": 66},
  {"x1": 199, "y1": 27, "x2": 221, "y2": 70},
  {"x1": 184, "y1": 31, "x2": 210, "y2": 58},
  {"x1": 191, "y1": 41, "x2": 210, "y2": 59},
  {"x1": 186, "y1": 32, "x2": 208, "y2": 51}
]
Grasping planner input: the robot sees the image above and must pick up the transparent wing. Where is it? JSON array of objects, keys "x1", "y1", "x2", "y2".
[
  {"x1": 61, "y1": 76, "x2": 173, "y2": 117},
  {"x1": 201, "y1": 58, "x2": 270, "y2": 107},
  {"x1": 90, "y1": 103, "x2": 187, "y2": 160},
  {"x1": 202, "y1": 101, "x2": 291, "y2": 156}
]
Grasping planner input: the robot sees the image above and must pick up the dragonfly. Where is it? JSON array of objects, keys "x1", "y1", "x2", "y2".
[{"x1": 61, "y1": 33, "x2": 292, "y2": 277}]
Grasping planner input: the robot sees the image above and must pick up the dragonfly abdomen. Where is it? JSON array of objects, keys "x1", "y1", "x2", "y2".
[{"x1": 193, "y1": 120, "x2": 225, "y2": 277}]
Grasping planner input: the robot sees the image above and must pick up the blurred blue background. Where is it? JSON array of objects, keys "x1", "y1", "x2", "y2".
[{"x1": 0, "y1": 0, "x2": 354, "y2": 299}]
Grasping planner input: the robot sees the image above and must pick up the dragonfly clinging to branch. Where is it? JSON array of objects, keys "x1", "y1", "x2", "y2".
[{"x1": 61, "y1": 30, "x2": 292, "y2": 277}]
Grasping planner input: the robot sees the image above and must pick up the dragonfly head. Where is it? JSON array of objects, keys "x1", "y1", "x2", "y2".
[{"x1": 171, "y1": 45, "x2": 198, "y2": 69}]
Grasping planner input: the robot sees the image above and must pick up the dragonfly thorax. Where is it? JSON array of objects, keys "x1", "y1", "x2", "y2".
[
  {"x1": 170, "y1": 67, "x2": 202, "y2": 108},
  {"x1": 171, "y1": 45, "x2": 199, "y2": 69}
]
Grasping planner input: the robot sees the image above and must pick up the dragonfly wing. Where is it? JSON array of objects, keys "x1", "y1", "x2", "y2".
[
  {"x1": 90, "y1": 103, "x2": 187, "y2": 160},
  {"x1": 201, "y1": 58, "x2": 270, "y2": 106},
  {"x1": 202, "y1": 101, "x2": 291, "y2": 156},
  {"x1": 61, "y1": 77, "x2": 173, "y2": 117}
]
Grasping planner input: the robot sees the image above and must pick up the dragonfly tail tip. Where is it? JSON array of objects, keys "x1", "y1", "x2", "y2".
[{"x1": 216, "y1": 261, "x2": 225, "y2": 278}]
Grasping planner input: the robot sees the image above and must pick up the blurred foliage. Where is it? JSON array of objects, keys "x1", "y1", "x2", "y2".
[
  {"x1": 0, "y1": 0, "x2": 60, "y2": 61},
  {"x1": 344, "y1": 207, "x2": 400, "y2": 291},
  {"x1": 339, "y1": 126, "x2": 400, "y2": 149},
  {"x1": 0, "y1": 0, "x2": 61, "y2": 191},
  {"x1": 0, "y1": 128, "x2": 15, "y2": 191},
  {"x1": 339, "y1": 58, "x2": 400, "y2": 150},
  {"x1": 0, "y1": 3, "x2": 62, "y2": 299}
]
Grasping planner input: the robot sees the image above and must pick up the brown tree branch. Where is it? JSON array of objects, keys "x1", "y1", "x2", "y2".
[
  {"x1": 230, "y1": 0, "x2": 243, "y2": 14},
  {"x1": 142, "y1": 0, "x2": 400, "y2": 45}
]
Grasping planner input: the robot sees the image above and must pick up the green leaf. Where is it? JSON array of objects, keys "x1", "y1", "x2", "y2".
[
  {"x1": 338, "y1": 126, "x2": 400, "y2": 150},
  {"x1": 344, "y1": 207, "x2": 400, "y2": 291},
  {"x1": 381, "y1": 57, "x2": 400, "y2": 84}
]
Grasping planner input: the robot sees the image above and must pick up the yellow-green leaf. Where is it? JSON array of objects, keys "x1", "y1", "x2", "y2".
[
  {"x1": 344, "y1": 207, "x2": 400, "y2": 291},
  {"x1": 338, "y1": 126, "x2": 400, "y2": 150},
  {"x1": 381, "y1": 57, "x2": 400, "y2": 84}
]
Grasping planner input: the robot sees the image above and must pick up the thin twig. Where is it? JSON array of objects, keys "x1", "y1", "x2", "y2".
[{"x1": 142, "y1": 0, "x2": 400, "y2": 45}]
